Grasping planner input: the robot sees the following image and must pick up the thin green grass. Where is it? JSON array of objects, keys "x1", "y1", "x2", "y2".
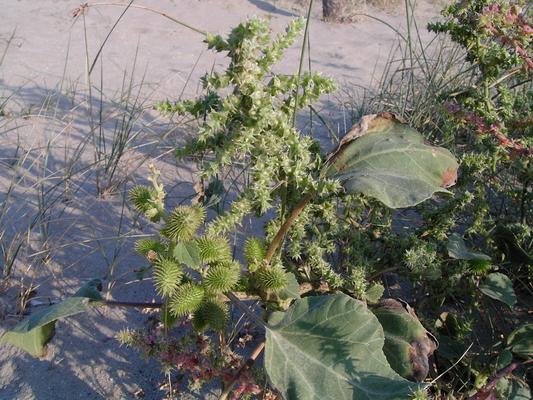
[
  {"x1": 342, "y1": 0, "x2": 476, "y2": 142},
  {"x1": 0, "y1": 2, "x2": 206, "y2": 312}
]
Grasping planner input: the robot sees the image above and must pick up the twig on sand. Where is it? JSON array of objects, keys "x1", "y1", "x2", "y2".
[{"x1": 219, "y1": 341, "x2": 266, "y2": 400}]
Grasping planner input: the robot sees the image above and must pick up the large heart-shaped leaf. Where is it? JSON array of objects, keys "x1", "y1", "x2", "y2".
[
  {"x1": 264, "y1": 293, "x2": 420, "y2": 400},
  {"x1": 372, "y1": 299, "x2": 437, "y2": 382},
  {"x1": 0, "y1": 279, "x2": 102, "y2": 357},
  {"x1": 323, "y1": 113, "x2": 458, "y2": 209},
  {"x1": 479, "y1": 272, "x2": 517, "y2": 307}
]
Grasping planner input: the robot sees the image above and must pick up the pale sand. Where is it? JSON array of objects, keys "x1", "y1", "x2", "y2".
[{"x1": 0, "y1": 1, "x2": 444, "y2": 398}]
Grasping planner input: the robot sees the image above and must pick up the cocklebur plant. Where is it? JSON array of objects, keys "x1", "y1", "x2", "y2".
[
  {"x1": 130, "y1": 167, "x2": 235, "y2": 332},
  {"x1": 152, "y1": 16, "x2": 459, "y2": 394},
  {"x1": 1, "y1": 16, "x2": 465, "y2": 400}
]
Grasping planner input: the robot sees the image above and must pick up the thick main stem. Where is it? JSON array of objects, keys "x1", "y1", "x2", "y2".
[
  {"x1": 265, "y1": 193, "x2": 313, "y2": 264},
  {"x1": 218, "y1": 341, "x2": 266, "y2": 400}
]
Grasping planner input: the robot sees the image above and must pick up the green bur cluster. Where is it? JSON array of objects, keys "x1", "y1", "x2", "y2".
[
  {"x1": 129, "y1": 166, "x2": 290, "y2": 331},
  {"x1": 129, "y1": 170, "x2": 237, "y2": 332}
]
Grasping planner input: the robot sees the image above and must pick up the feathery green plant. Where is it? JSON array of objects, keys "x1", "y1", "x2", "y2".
[{"x1": 4, "y1": 12, "x2": 502, "y2": 400}]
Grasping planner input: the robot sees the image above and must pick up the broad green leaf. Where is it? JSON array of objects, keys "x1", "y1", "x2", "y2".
[
  {"x1": 479, "y1": 272, "x2": 517, "y2": 307},
  {"x1": 497, "y1": 349, "x2": 513, "y2": 369},
  {"x1": 447, "y1": 233, "x2": 491, "y2": 261},
  {"x1": 507, "y1": 324, "x2": 533, "y2": 358},
  {"x1": 323, "y1": 113, "x2": 458, "y2": 209},
  {"x1": 173, "y1": 241, "x2": 201, "y2": 268},
  {"x1": 5, "y1": 297, "x2": 91, "y2": 333},
  {"x1": 0, "y1": 279, "x2": 102, "y2": 357},
  {"x1": 0, "y1": 297, "x2": 91, "y2": 357},
  {"x1": 0, "y1": 322, "x2": 55, "y2": 358},
  {"x1": 372, "y1": 299, "x2": 437, "y2": 382},
  {"x1": 265, "y1": 293, "x2": 420, "y2": 400}
]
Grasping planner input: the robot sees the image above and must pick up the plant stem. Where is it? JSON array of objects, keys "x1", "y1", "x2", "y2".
[
  {"x1": 87, "y1": 0, "x2": 134, "y2": 76},
  {"x1": 225, "y1": 292, "x2": 267, "y2": 329},
  {"x1": 468, "y1": 362, "x2": 524, "y2": 400},
  {"x1": 291, "y1": 0, "x2": 313, "y2": 128},
  {"x1": 265, "y1": 193, "x2": 313, "y2": 264},
  {"x1": 101, "y1": 300, "x2": 163, "y2": 308},
  {"x1": 218, "y1": 341, "x2": 266, "y2": 400},
  {"x1": 87, "y1": 3, "x2": 207, "y2": 36}
]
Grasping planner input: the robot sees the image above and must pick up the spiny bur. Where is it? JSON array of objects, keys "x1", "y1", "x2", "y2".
[
  {"x1": 129, "y1": 186, "x2": 152, "y2": 213},
  {"x1": 255, "y1": 264, "x2": 288, "y2": 292},
  {"x1": 169, "y1": 283, "x2": 205, "y2": 316},
  {"x1": 161, "y1": 206, "x2": 205, "y2": 241},
  {"x1": 153, "y1": 256, "x2": 183, "y2": 298},
  {"x1": 196, "y1": 298, "x2": 229, "y2": 332},
  {"x1": 244, "y1": 237, "x2": 266, "y2": 270},
  {"x1": 203, "y1": 261, "x2": 240, "y2": 293},
  {"x1": 134, "y1": 238, "x2": 164, "y2": 257},
  {"x1": 196, "y1": 236, "x2": 232, "y2": 263}
]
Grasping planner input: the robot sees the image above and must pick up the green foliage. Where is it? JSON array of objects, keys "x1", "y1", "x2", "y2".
[
  {"x1": 429, "y1": 1, "x2": 531, "y2": 80},
  {"x1": 161, "y1": 206, "x2": 205, "y2": 241},
  {"x1": 243, "y1": 237, "x2": 266, "y2": 269},
  {"x1": 153, "y1": 256, "x2": 183, "y2": 297},
  {"x1": 203, "y1": 262, "x2": 240, "y2": 293},
  {"x1": 152, "y1": 26, "x2": 460, "y2": 400},
  {"x1": 447, "y1": 233, "x2": 491, "y2": 261},
  {"x1": 365, "y1": 282, "x2": 385, "y2": 304},
  {"x1": 169, "y1": 283, "x2": 205, "y2": 317},
  {"x1": 327, "y1": 4, "x2": 533, "y2": 396},
  {"x1": 265, "y1": 294, "x2": 421, "y2": 399},
  {"x1": 404, "y1": 241, "x2": 441, "y2": 281},
  {"x1": 12, "y1": 12, "x2": 523, "y2": 400},
  {"x1": 0, "y1": 279, "x2": 102, "y2": 357},
  {"x1": 173, "y1": 241, "x2": 201, "y2": 268},
  {"x1": 196, "y1": 236, "x2": 231, "y2": 263},
  {"x1": 255, "y1": 265, "x2": 288, "y2": 292},
  {"x1": 129, "y1": 185, "x2": 152, "y2": 212},
  {"x1": 322, "y1": 113, "x2": 459, "y2": 209},
  {"x1": 158, "y1": 17, "x2": 337, "y2": 242},
  {"x1": 507, "y1": 324, "x2": 533, "y2": 359},
  {"x1": 134, "y1": 238, "x2": 164, "y2": 257},
  {"x1": 129, "y1": 164, "x2": 166, "y2": 222},
  {"x1": 196, "y1": 298, "x2": 229, "y2": 332},
  {"x1": 373, "y1": 299, "x2": 437, "y2": 382},
  {"x1": 479, "y1": 272, "x2": 517, "y2": 307},
  {"x1": 0, "y1": 323, "x2": 55, "y2": 358}
]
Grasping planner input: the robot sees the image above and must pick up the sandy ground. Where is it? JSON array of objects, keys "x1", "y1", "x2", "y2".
[{"x1": 0, "y1": 1, "x2": 444, "y2": 399}]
